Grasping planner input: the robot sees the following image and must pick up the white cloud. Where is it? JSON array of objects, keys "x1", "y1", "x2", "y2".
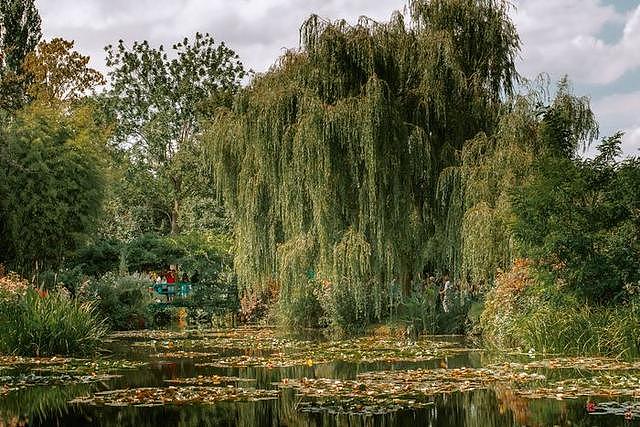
[
  {"x1": 36, "y1": 0, "x2": 399, "y2": 75},
  {"x1": 152, "y1": 0, "x2": 400, "y2": 72},
  {"x1": 591, "y1": 90, "x2": 640, "y2": 155},
  {"x1": 37, "y1": 0, "x2": 183, "y2": 32},
  {"x1": 593, "y1": 90, "x2": 640, "y2": 124},
  {"x1": 622, "y1": 126, "x2": 640, "y2": 154},
  {"x1": 513, "y1": 0, "x2": 640, "y2": 84},
  {"x1": 32, "y1": 0, "x2": 640, "y2": 157}
]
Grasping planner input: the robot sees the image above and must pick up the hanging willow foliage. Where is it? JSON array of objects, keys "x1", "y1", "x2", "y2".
[
  {"x1": 206, "y1": 0, "x2": 520, "y2": 322},
  {"x1": 452, "y1": 77, "x2": 599, "y2": 288}
]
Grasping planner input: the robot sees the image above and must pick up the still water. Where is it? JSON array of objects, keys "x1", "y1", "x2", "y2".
[{"x1": 0, "y1": 327, "x2": 637, "y2": 426}]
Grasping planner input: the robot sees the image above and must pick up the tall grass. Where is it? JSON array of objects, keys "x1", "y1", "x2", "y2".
[
  {"x1": 515, "y1": 303, "x2": 640, "y2": 358},
  {"x1": 481, "y1": 260, "x2": 640, "y2": 358},
  {"x1": 0, "y1": 289, "x2": 108, "y2": 356}
]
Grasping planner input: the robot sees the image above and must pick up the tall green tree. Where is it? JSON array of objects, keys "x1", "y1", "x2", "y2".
[
  {"x1": 104, "y1": 33, "x2": 246, "y2": 234},
  {"x1": 0, "y1": 103, "x2": 108, "y2": 275},
  {"x1": 512, "y1": 133, "x2": 639, "y2": 302},
  {"x1": 0, "y1": 38, "x2": 108, "y2": 276},
  {"x1": 207, "y1": 0, "x2": 519, "y2": 323},
  {"x1": 0, "y1": 0, "x2": 41, "y2": 112}
]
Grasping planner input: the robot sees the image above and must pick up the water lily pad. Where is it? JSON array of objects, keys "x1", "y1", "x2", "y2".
[
  {"x1": 164, "y1": 375, "x2": 256, "y2": 385},
  {"x1": 587, "y1": 401, "x2": 640, "y2": 419},
  {"x1": 0, "y1": 372, "x2": 120, "y2": 393},
  {"x1": 32, "y1": 359, "x2": 147, "y2": 375},
  {"x1": 150, "y1": 351, "x2": 218, "y2": 359},
  {"x1": 69, "y1": 386, "x2": 279, "y2": 406},
  {"x1": 517, "y1": 374, "x2": 640, "y2": 399},
  {"x1": 493, "y1": 357, "x2": 640, "y2": 371},
  {"x1": 0, "y1": 356, "x2": 75, "y2": 367},
  {"x1": 277, "y1": 366, "x2": 545, "y2": 414}
]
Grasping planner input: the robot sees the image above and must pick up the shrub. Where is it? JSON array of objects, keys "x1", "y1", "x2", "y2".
[
  {"x1": 124, "y1": 233, "x2": 185, "y2": 273},
  {"x1": 276, "y1": 279, "x2": 323, "y2": 329},
  {"x1": 0, "y1": 288, "x2": 107, "y2": 356},
  {"x1": 315, "y1": 279, "x2": 388, "y2": 335},
  {"x1": 74, "y1": 239, "x2": 122, "y2": 277},
  {"x1": 0, "y1": 104, "x2": 106, "y2": 277},
  {"x1": 0, "y1": 271, "x2": 29, "y2": 297},
  {"x1": 148, "y1": 304, "x2": 180, "y2": 327},
  {"x1": 239, "y1": 287, "x2": 270, "y2": 324},
  {"x1": 480, "y1": 259, "x2": 538, "y2": 348},
  {"x1": 85, "y1": 273, "x2": 152, "y2": 330},
  {"x1": 36, "y1": 265, "x2": 85, "y2": 295},
  {"x1": 397, "y1": 285, "x2": 439, "y2": 335},
  {"x1": 512, "y1": 138, "x2": 640, "y2": 302},
  {"x1": 481, "y1": 260, "x2": 640, "y2": 358}
]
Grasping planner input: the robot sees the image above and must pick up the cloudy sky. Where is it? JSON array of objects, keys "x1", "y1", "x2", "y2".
[{"x1": 36, "y1": 0, "x2": 640, "y2": 156}]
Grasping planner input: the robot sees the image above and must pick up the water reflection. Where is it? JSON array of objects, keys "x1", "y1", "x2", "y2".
[
  {"x1": 5, "y1": 390, "x2": 626, "y2": 427},
  {"x1": 0, "y1": 330, "x2": 636, "y2": 426}
]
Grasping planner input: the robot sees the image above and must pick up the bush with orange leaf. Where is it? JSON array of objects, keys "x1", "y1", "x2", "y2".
[{"x1": 480, "y1": 259, "x2": 536, "y2": 348}]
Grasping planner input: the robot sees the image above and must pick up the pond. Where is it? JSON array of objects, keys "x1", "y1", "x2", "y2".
[{"x1": 1, "y1": 326, "x2": 639, "y2": 426}]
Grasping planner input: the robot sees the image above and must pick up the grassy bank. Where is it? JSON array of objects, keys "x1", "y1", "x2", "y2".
[{"x1": 480, "y1": 260, "x2": 640, "y2": 358}]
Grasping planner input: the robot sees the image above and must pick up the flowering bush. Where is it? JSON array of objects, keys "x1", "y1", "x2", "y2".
[
  {"x1": 239, "y1": 288, "x2": 267, "y2": 323},
  {"x1": 481, "y1": 259, "x2": 640, "y2": 357},
  {"x1": 0, "y1": 273, "x2": 29, "y2": 295}
]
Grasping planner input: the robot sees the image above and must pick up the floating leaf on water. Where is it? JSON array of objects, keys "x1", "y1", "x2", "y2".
[
  {"x1": 276, "y1": 366, "x2": 545, "y2": 414},
  {"x1": 586, "y1": 401, "x2": 640, "y2": 419},
  {"x1": 0, "y1": 356, "x2": 76, "y2": 367},
  {"x1": 492, "y1": 357, "x2": 640, "y2": 372},
  {"x1": 150, "y1": 351, "x2": 218, "y2": 359},
  {"x1": 69, "y1": 386, "x2": 279, "y2": 406},
  {"x1": 31, "y1": 359, "x2": 147, "y2": 375},
  {"x1": 517, "y1": 374, "x2": 640, "y2": 400},
  {"x1": 164, "y1": 375, "x2": 256, "y2": 386},
  {"x1": 0, "y1": 372, "x2": 120, "y2": 393}
]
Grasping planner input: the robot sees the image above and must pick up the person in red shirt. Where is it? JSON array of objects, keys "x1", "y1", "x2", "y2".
[
  {"x1": 166, "y1": 269, "x2": 176, "y2": 302},
  {"x1": 166, "y1": 270, "x2": 176, "y2": 284}
]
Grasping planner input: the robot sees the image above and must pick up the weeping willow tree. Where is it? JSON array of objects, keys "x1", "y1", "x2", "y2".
[
  {"x1": 207, "y1": 0, "x2": 520, "y2": 327},
  {"x1": 451, "y1": 77, "x2": 599, "y2": 288}
]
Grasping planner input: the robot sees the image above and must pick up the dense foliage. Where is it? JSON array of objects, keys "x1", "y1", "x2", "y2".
[
  {"x1": 104, "y1": 33, "x2": 245, "y2": 234},
  {"x1": 0, "y1": 0, "x2": 41, "y2": 112},
  {"x1": 0, "y1": 272, "x2": 107, "y2": 356},
  {"x1": 0, "y1": 104, "x2": 107, "y2": 275},
  {"x1": 513, "y1": 135, "x2": 640, "y2": 302},
  {"x1": 454, "y1": 78, "x2": 599, "y2": 288},
  {"x1": 1, "y1": 0, "x2": 639, "y2": 360},
  {"x1": 0, "y1": 29, "x2": 108, "y2": 278},
  {"x1": 83, "y1": 273, "x2": 153, "y2": 330},
  {"x1": 208, "y1": 0, "x2": 520, "y2": 328},
  {"x1": 481, "y1": 259, "x2": 640, "y2": 357}
]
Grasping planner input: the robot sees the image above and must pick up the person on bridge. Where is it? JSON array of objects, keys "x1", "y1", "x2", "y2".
[{"x1": 166, "y1": 269, "x2": 176, "y2": 302}]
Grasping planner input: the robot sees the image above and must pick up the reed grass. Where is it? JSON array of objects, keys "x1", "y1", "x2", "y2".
[{"x1": 0, "y1": 289, "x2": 108, "y2": 356}]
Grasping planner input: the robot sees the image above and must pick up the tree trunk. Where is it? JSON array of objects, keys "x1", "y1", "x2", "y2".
[
  {"x1": 170, "y1": 198, "x2": 180, "y2": 235},
  {"x1": 170, "y1": 175, "x2": 182, "y2": 235},
  {"x1": 401, "y1": 272, "x2": 412, "y2": 296}
]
